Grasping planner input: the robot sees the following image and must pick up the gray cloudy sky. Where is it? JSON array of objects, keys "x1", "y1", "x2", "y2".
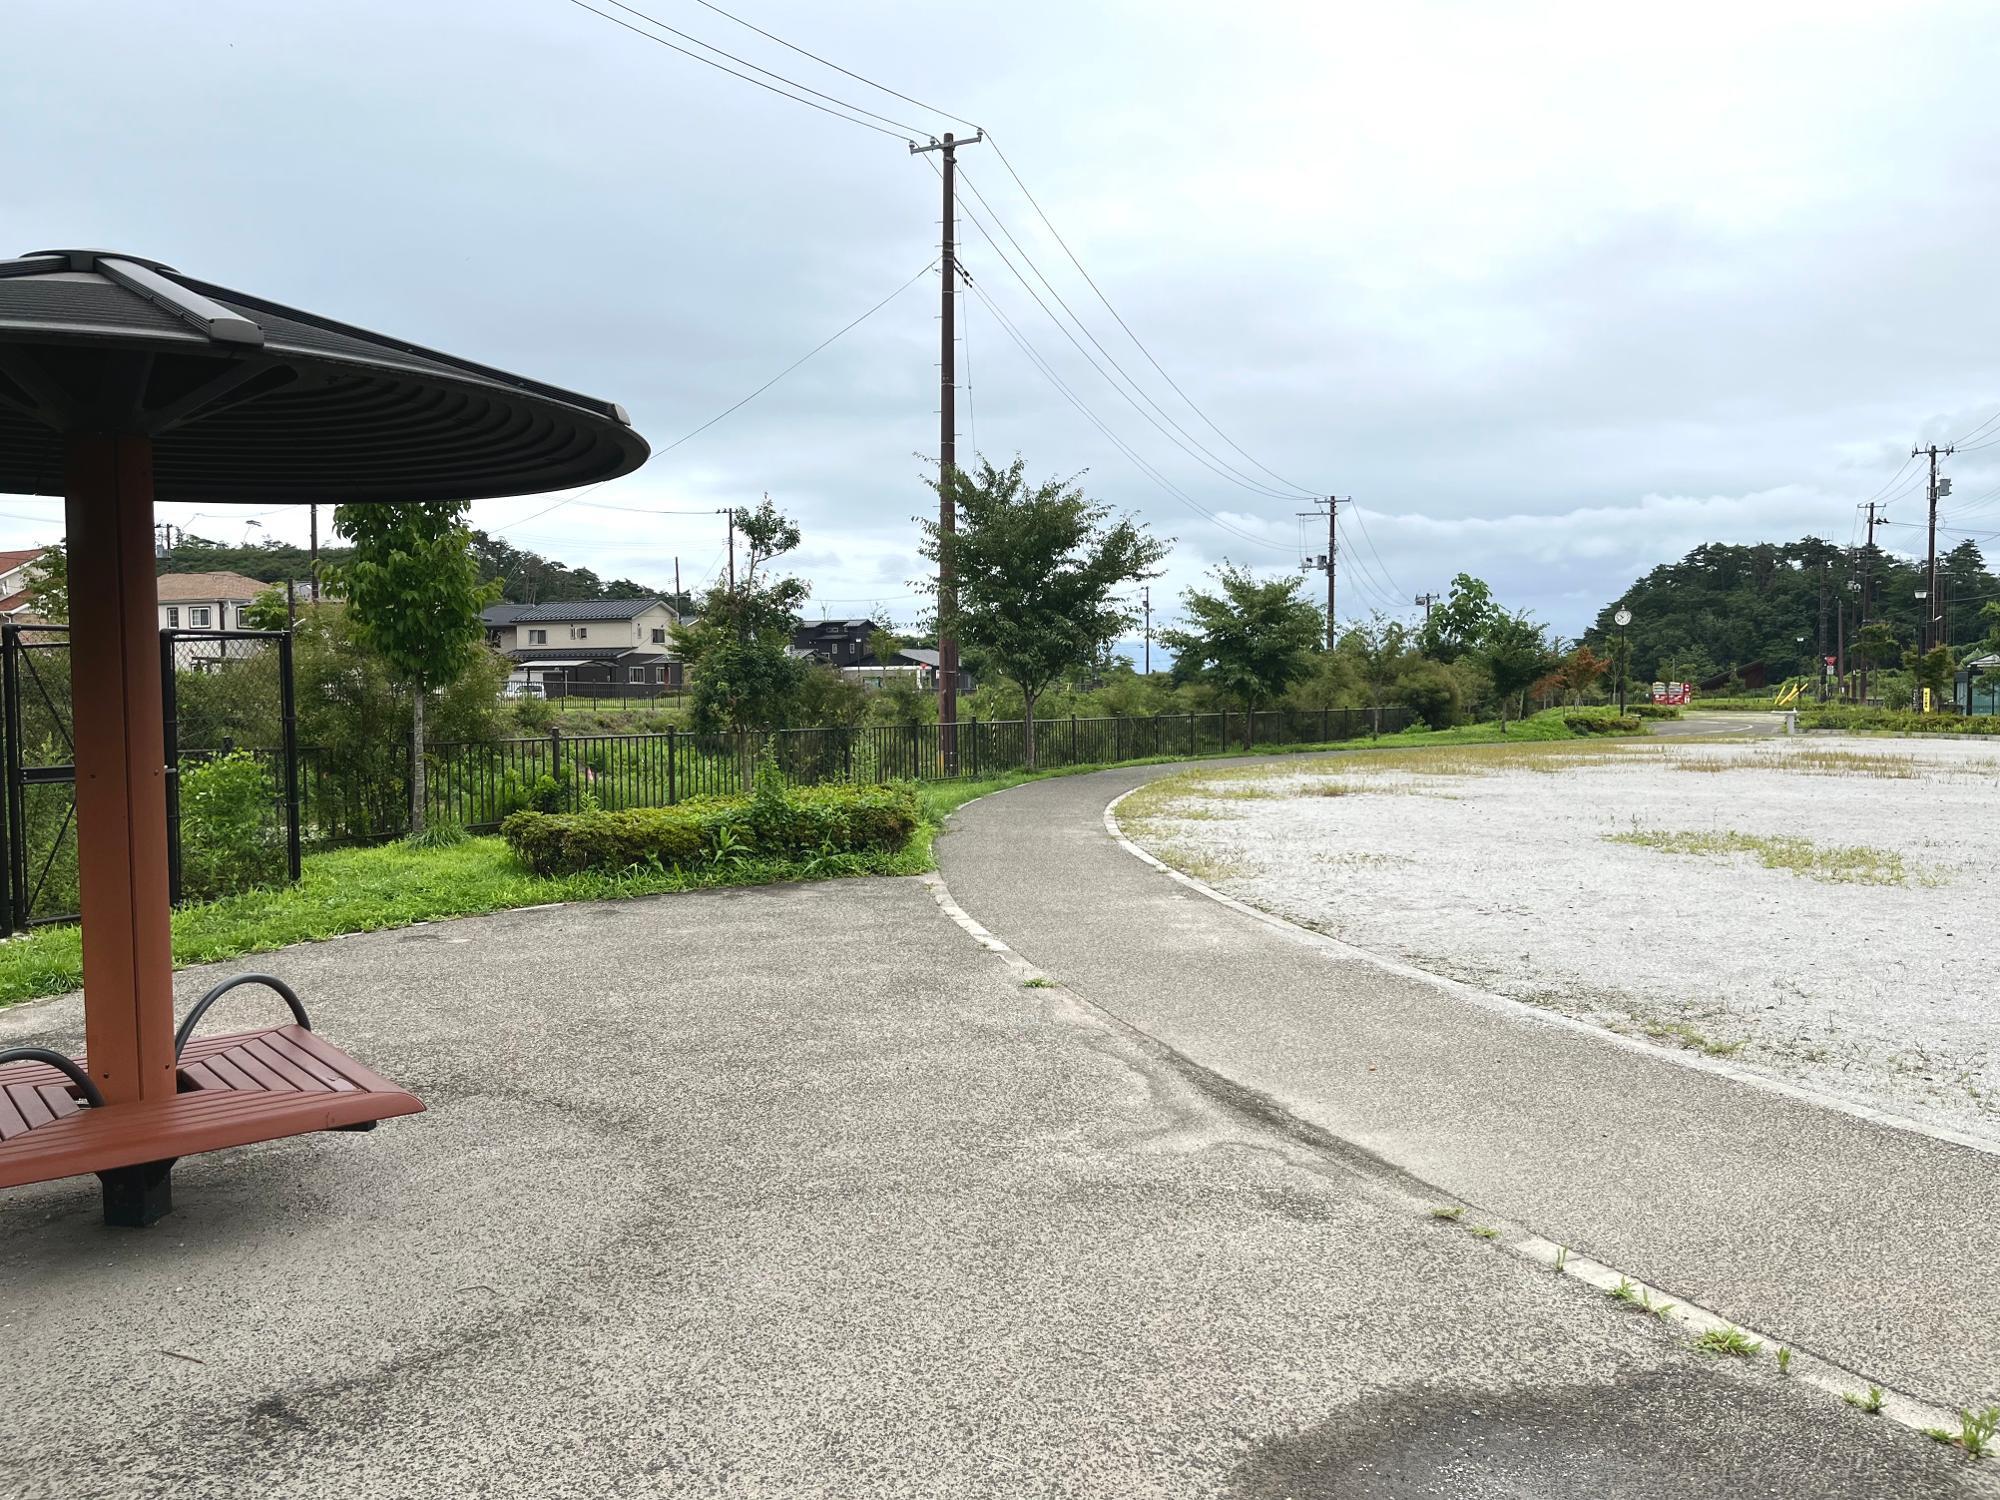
[{"x1": 7, "y1": 0, "x2": 2000, "y2": 639}]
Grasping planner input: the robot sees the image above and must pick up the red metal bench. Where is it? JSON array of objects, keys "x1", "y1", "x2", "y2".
[{"x1": 0, "y1": 975, "x2": 422, "y2": 1216}]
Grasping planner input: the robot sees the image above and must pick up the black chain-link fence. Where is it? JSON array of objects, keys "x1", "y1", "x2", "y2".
[{"x1": 0, "y1": 625, "x2": 299, "y2": 929}]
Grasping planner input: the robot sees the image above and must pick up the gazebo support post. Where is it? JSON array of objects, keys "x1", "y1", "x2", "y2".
[{"x1": 65, "y1": 432, "x2": 178, "y2": 1225}]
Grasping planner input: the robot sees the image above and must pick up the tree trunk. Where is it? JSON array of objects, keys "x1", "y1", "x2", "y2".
[
  {"x1": 1243, "y1": 698, "x2": 1255, "y2": 751},
  {"x1": 1498, "y1": 696, "x2": 1510, "y2": 734},
  {"x1": 410, "y1": 685, "x2": 427, "y2": 835},
  {"x1": 1023, "y1": 692, "x2": 1038, "y2": 771}
]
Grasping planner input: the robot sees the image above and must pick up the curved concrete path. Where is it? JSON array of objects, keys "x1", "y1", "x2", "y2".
[{"x1": 936, "y1": 762, "x2": 2000, "y2": 1410}]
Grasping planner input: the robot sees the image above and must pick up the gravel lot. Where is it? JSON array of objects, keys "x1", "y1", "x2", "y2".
[{"x1": 1121, "y1": 735, "x2": 2000, "y2": 1145}]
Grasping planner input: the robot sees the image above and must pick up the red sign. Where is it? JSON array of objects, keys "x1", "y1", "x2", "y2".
[{"x1": 1651, "y1": 682, "x2": 1692, "y2": 706}]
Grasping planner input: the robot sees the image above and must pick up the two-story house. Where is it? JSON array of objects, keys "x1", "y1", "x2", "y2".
[
  {"x1": 483, "y1": 598, "x2": 683, "y2": 696},
  {"x1": 157, "y1": 571, "x2": 269, "y2": 631},
  {"x1": 791, "y1": 617, "x2": 880, "y2": 667},
  {"x1": 0, "y1": 547, "x2": 50, "y2": 619}
]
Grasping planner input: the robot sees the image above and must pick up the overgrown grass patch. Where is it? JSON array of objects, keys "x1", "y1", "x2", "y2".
[{"x1": 1605, "y1": 827, "x2": 1913, "y2": 886}]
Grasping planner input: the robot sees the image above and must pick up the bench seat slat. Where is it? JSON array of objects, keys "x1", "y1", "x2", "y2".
[
  {"x1": 239, "y1": 1037, "x2": 321, "y2": 1092},
  {"x1": 8, "y1": 1082, "x2": 54, "y2": 1131},
  {"x1": 260, "y1": 1032, "x2": 356, "y2": 1092},
  {"x1": 0, "y1": 1087, "x2": 29, "y2": 1141}
]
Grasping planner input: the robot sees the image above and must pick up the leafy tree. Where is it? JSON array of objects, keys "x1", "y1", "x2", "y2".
[
  {"x1": 1341, "y1": 613, "x2": 1409, "y2": 737},
  {"x1": 1603, "y1": 632, "x2": 1635, "y2": 710},
  {"x1": 921, "y1": 457, "x2": 1168, "y2": 768},
  {"x1": 240, "y1": 584, "x2": 292, "y2": 632},
  {"x1": 329, "y1": 503, "x2": 499, "y2": 834},
  {"x1": 1477, "y1": 611, "x2": 1555, "y2": 731},
  {"x1": 23, "y1": 541, "x2": 66, "y2": 623},
  {"x1": 1904, "y1": 643, "x2": 1955, "y2": 712},
  {"x1": 1552, "y1": 644, "x2": 1607, "y2": 705},
  {"x1": 1852, "y1": 620, "x2": 1901, "y2": 697},
  {"x1": 1417, "y1": 573, "x2": 1500, "y2": 663},
  {"x1": 674, "y1": 496, "x2": 811, "y2": 731},
  {"x1": 1164, "y1": 565, "x2": 1324, "y2": 749}
]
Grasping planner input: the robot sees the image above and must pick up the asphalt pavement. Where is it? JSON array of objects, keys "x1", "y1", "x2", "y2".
[
  {"x1": 935, "y1": 762, "x2": 2000, "y2": 1413},
  {"x1": 0, "y1": 841, "x2": 1986, "y2": 1497}
]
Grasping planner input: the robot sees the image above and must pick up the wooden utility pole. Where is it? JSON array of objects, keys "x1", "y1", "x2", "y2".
[
  {"x1": 1142, "y1": 584, "x2": 1152, "y2": 674},
  {"x1": 1414, "y1": 591, "x2": 1439, "y2": 621},
  {"x1": 308, "y1": 503, "x2": 319, "y2": 601},
  {"x1": 911, "y1": 129, "x2": 982, "y2": 773},
  {"x1": 1914, "y1": 443, "x2": 1954, "y2": 649},
  {"x1": 1297, "y1": 497, "x2": 1346, "y2": 648}
]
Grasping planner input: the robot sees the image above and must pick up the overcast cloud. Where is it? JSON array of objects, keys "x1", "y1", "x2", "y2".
[{"x1": 6, "y1": 0, "x2": 2000, "y2": 638}]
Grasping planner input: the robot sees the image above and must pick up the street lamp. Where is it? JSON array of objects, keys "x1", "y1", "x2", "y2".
[{"x1": 1614, "y1": 608, "x2": 1632, "y2": 714}]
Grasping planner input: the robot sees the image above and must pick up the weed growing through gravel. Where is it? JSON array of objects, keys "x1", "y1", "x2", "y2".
[
  {"x1": 1695, "y1": 1326, "x2": 1762, "y2": 1358},
  {"x1": 1606, "y1": 827, "x2": 1913, "y2": 886},
  {"x1": 1844, "y1": 1386, "x2": 1885, "y2": 1414},
  {"x1": 1775, "y1": 1347, "x2": 1792, "y2": 1375},
  {"x1": 1470, "y1": 1225, "x2": 1499, "y2": 1240},
  {"x1": 1022, "y1": 978, "x2": 1055, "y2": 989},
  {"x1": 1638, "y1": 1291, "x2": 1675, "y2": 1320},
  {"x1": 1554, "y1": 1246, "x2": 1569, "y2": 1272},
  {"x1": 1428, "y1": 1205, "x2": 1464, "y2": 1222},
  {"x1": 1929, "y1": 1407, "x2": 2000, "y2": 1457},
  {"x1": 1608, "y1": 1278, "x2": 1640, "y2": 1305}
]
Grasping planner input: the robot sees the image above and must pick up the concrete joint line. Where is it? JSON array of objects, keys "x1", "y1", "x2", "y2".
[
  {"x1": 1101, "y1": 788, "x2": 2000, "y2": 1164},
  {"x1": 923, "y1": 860, "x2": 1970, "y2": 1445}
]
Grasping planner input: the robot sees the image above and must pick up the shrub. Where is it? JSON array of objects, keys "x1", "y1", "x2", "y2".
[
  {"x1": 1563, "y1": 713, "x2": 1643, "y2": 735},
  {"x1": 1625, "y1": 703, "x2": 1680, "y2": 720},
  {"x1": 178, "y1": 751, "x2": 284, "y2": 901},
  {"x1": 501, "y1": 782, "x2": 919, "y2": 876}
]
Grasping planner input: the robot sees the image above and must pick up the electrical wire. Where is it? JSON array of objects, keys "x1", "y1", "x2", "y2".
[
  {"x1": 961, "y1": 267, "x2": 1290, "y2": 554},
  {"x1": 677, "y1": 0, "x2": 983, "y2": 130},
  {"x1": 560, "y1": 0, "x2": 918, "y2": 141},
  {"x1": 1948, "y1": 408, "x2": 2000, "y2": 448},
  {"x1": 488, "y1": 259, "x2": 936, "y2": 535},
  {"x1": 937, "y1": 156, "x2": 1299, "y2": 509},
  {"x1": 1346, "y1": 503, "x2": 1406, "y2": 598},
  {"x1": 956, "y1": 166, "x2": 1297, "y2": 501}
]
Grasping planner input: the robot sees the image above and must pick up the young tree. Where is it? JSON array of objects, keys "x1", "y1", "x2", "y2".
[
  {"x1": 1852, "y1": 621, "x2": 1901, "y2": 703},
  {"x1": 1416, "y1": 573, "x2": 1500, "y2": 663},
  {"x1": 1904, "y1": 643, "x2": 1955, "y2": 712},
  {"x1": 673, "y1": 496, "x2": 811, "y2": 732},
  {"x1": 329, "y1": 502, "x2": 499, "y2": 834},
  {"x1": 1552, "y1": 643, "x2": 1607, "y2": 705},
  {"x1": 1341, "y1": 613, "x2": 1409, "y2": 737},
  {"x1": 1477, "y1": 611, "x2": 1555, "y2": 731},
  {"x1": 1164, "y1": 565, "x2": 1325, "y2": 749},
  {"x1": 921, "y1": 457, "x2": 1167, "y2": 768}
]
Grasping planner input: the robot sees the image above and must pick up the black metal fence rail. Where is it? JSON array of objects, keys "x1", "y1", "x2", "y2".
[{"x1": 303, "y1": 705, "x2": 1408, "y2": 847}]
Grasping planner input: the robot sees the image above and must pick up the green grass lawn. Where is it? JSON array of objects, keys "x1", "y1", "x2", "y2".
[{"x1": 0, "y1": 717, "x2": 1585, "y2": 1008}]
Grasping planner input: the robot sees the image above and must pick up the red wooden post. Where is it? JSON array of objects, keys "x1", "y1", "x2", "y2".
[{"x1": 65, "y1": 434, "x2": 176, "y2": 1109}]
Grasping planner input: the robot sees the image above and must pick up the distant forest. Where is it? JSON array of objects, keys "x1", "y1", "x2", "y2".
[
  {"x1": 156, "y1": 529, "x2": 690, "y2": 612},
  {"x1": 1583, "y1": 535, "x2": 1995, "y2": 684}
]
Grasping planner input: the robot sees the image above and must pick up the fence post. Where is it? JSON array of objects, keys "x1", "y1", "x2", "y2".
[
  {"x1": 666, "y1": 725, "x2": 676, "y2": 806},
  {"x1": 968, "y1": 715, "x2": 977, "y2": 777},
  {"x1": 843, "y1": 725, "x2": 853, "y2": 784},
  {"x1": 1070, "y1": 714, "x2": 1078, "y2": 765},
  {"x1": 2, "y1": 627, "x2": 23, "y2": 930},
  {"x1": 548, "y1": 726, "x2": 563, "y2": 811},
  {"x1": 278, "y1": 631, "x2": 301, "y2": 883}
]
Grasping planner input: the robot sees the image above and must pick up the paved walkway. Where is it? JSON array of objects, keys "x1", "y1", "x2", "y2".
[
  {"x1": 935, "y1": 764, "x2": 2000, "y2": 1413},
  {"x1": 0, "y1": 845, "x2": 1981, "y2": 1496}
]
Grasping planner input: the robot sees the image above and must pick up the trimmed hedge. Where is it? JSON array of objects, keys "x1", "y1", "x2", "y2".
[
  {"x1": 1623, "y1": 703, "x2": 1680, "y2": 720},
  {"x1": 500, "y1": 781, "x2": 920, "y2": 876},
  {"x1": 1563, "y1": 712, "x2": 1643, "y2": 735}
]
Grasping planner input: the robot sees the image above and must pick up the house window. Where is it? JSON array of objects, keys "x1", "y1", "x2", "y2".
[
  {"x1": 528, "y1": 628, "x2": 547, "y2": 645},
  {"x1": 166, "y1": 607, "x2": 179, "y2": 628},
  {"x1": 629, "y1": 667, "x2": 645, "y2": 684},
  {"x1": 188, "y1": 606, "x2": 211, "y2": 628},
  {"x1": 570, "y1": 626, "x2": 588, "y2": 640},
  {"x1": 651, "y1": 627, "x2": 666, "y2": 644}
]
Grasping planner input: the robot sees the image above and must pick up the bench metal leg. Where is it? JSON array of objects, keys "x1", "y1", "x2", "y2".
[{"x1": 98, "y1": 1160, "x2": 174, "y2": 1227}]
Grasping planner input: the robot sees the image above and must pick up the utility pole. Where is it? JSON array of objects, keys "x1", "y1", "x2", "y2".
[
  {"x1": 912, "y1": 129, "x2": 983, "y2": 773},
  {"x1": 1297, "y1": 497, "x2": 1346, "y2": 648},
  {"x1": 1914, "y1": 443, "x2": 1954, "y2": 649},
  {"x1": 1142, "y1": 585, "x2": 1152, "y2": 675},
  {"x1": 308, "y1": 504, "x2": 319, "y2": 601},
  {"x1": 723, "y1": 507, "x2": 736, "y2": 594},
  {"x1": 1414, "y1": 591, "x2": 1439, "y2": 621}
]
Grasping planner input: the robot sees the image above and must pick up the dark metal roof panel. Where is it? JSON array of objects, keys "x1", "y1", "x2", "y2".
[
  {"x1": 0, "y1": 250, "x2": 648, "y2": 504},
  {"x1": 512, "y1": 598, "x2": 668, "y2": 622}
]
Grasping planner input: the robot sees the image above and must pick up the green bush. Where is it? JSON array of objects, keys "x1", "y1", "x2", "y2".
[
  {"x1": 1795, "y1": 708, "x2": 2000, "y2": 735},
  {"x1": 179, "y1": 751, "x2": 284, "y2": 901},
  {"x1": 1624, "y1": 703, "x2": 1680, "y2": 720},
  {"x1": 1563, "y1": 712, "x2": 1643, "y2": 735},
  {"x1": 501, "y1": 781, "x2": 920, "y2": 876}
]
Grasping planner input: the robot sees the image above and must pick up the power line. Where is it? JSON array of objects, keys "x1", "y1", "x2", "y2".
[
  {"x1": 678, "y1": 0, "x2": 982, "y2": 130},
  {"x1": 560, "y1": 0, "x2": 918, "y2": 141},
  {"x1": 1346, "y1": 503, "x2": 1405, "y2": 597},
  {"x1": 961, "y1": 266, "x2": 1290, "y2": 553},
  {"x1": 487, "y1": 259, "x2": 935, "y2": 535},
  {"x1": 984, "y1": 135, "x2": 1319, "y2": 499},
  {"x1": 956, "y1": 166, "x2": 1297, "y2": 501},
  {"x1": 938, "y1": 156, "x2": 1299, "y2": 510}
]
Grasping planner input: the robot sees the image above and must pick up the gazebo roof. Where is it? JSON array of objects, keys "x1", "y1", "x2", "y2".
[{"x1": 0, "y1": 249, "x2": 648, "y2": 502}]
